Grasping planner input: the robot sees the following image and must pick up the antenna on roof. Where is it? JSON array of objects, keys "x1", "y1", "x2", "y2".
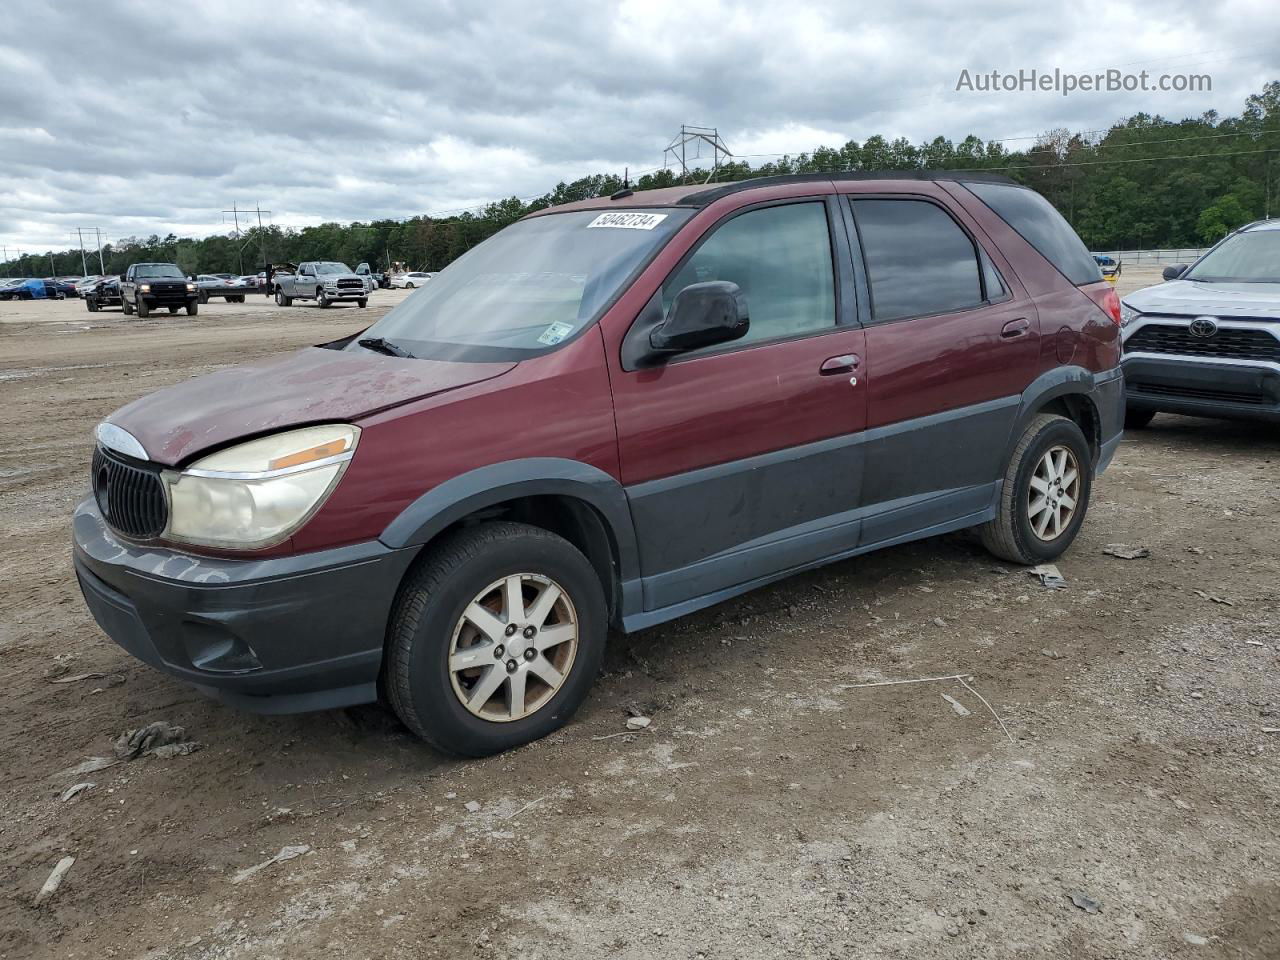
[{"x1": 663, "y1": 125, "x2": 733, "y2": 184}]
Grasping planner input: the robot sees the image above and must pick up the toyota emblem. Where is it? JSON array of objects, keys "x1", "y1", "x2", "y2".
[{"x1": 1188, "y1": 316, "x2": 1219, "y2": 338}]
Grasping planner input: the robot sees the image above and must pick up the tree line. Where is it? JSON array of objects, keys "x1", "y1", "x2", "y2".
[{"x1": 5, "y1": 81, "x2": 1277, "y2": 280}]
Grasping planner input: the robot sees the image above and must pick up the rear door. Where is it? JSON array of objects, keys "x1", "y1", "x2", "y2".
[
  {"x1": 841, "y1": 189, "x2": 1039, "y2": 545},
  {"x1": 609, "y1": 195, "x2": 868, "y2": 612}
]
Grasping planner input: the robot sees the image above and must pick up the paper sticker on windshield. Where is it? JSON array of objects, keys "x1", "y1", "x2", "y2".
[
  {"x1": 587, "y1": 212, "x2": 668, "y2": 231},
  {"x1": 537, "y1": 321, "x2": 575, "y2": 346}
]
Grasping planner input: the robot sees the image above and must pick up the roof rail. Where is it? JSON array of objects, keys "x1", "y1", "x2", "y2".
[{"x1": 679, "y1": 169, "x2": 1019, "y2": 206}]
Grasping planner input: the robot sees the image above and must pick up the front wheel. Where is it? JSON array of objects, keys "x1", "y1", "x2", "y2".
[
  {"x1": 136, "y1": 298, "x2": 150, "y2": 318},
  {"x1": 980, "y1": 413, "x2": 1092, "y2": 565},
  {"x1": 186, "y1": 301, "x2": 198, "y2": 316},
  {"x1": 1124, "y1": 407, "x2": 1156, "y2": 430},
  {"x1": 86, "y1": 299, "x2": 97, "y2": 312},
  {"x1": 386, "y1": 521, "x2": 607, "y2": 757},
  {"x1": 357, "y1": 298, "x2": 367, "y2": 308},
  {"x1": 121, "y1": 297, "x2": 133, "y2": 316},
  {"x1": 198, "y1": 289, "x2": 209, "y2": 304},
  {"x1": 405, "y1": 282, "x2": 415, "y2": 289}
]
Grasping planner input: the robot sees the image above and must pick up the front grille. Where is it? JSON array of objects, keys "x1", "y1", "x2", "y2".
[
  {"x1": 1130, "y1": 382, "x2": 1268, "y2": 405},
  {"x1": 336, "y1": 279, "x2": 364, "y2": 290},
  {"x1": 91, "y1": 447, "x2": 168, "y2": 539},
  {"x1": 1125, "y1": 323, "x2": 1280, "y2": 362}
]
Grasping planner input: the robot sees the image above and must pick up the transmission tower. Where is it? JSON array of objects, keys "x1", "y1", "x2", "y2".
[{"x1": 663, "y1": 125, "x2": 733, "y2": 184}]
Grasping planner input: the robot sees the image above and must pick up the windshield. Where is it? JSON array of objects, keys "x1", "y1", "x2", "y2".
[
  {"x1": 1185, "y1": 231, "x2": 1280, "y2": 282},
  {"x1": 352, "y1": 208, "x2": 691, "y2": 361},
  {"x1": 135, "y1": 264, "x2": 185, "y2": 279},
  {"x1": 315, "y1": 262, "x2": 353, "y2": 275}
]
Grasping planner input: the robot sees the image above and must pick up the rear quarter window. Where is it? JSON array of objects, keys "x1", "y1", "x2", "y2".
[{"x1": 964, "y1": 182, "x2": 1102, "y2": 287}]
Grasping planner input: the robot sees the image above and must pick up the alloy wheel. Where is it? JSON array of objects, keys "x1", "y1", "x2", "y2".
[
  {"x1": 448, "y1": 573, "x2": 578, "y2": 722},
  {"x1": 1027, "y1": 444, "x2": 1080, "y2": 541}
]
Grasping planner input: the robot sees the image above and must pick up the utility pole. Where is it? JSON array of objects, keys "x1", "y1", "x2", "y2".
[
  {"x1": 94, "y1": 228, "x2": 105, "y2": 274},
  {"x1": 49, "y1": 251, "x2": 55, "y2": 277},
  {"x1": 223, "y1": 204, "x2": 271, "y2": 275},
  {"x1": 1, "y1": 245, "x2": 9, "y2": 277},
  {"x1": 74, "y1": 228, "x2": 89, "y2": 276},
  {"x1": 663, "y1": 125, "x2": 733, "y2": 184}
]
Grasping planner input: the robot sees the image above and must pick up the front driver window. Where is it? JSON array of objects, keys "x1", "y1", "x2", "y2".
[{"x1": 662, "y1": 202, "x2": 836, "y2": 347}]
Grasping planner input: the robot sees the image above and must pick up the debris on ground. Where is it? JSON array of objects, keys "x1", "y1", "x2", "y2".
[
  {"x1": 1068, "y1": 890, "x2": 1102, "y2": 914},
  {"x1": 941, "y1": 693, "x2": 971, "y2": 717},
  {"x1": 1187, "y1": 546, "x2": 1205, "y2": 555},
  {"x1": 112, "y1": 721, "x2": 200, "y2": 761},
  {"x1": 230, "y1": 844, "x2": 310, "y2": 885},
  {"x1": 46, "y1": 672, "x2": 106, "y2": 685},
  {"x1": 1103, "y1": 544, "x2": 1151, "y2": 560},
  {"x1": 625, "y1": 716, "x2": 652, "y2": 731},
  {"x1": 1041, "y1": 648, "x2": 1064, "y2": 660},
  {"x1": 1193, "y1": 590, "x2": 1234, "y2": 606},
  {"x1": 1028, "y1": 564, "x2": 1067, "y2": 589},
  {"x1": 1184, "y1": 933, "x2": 1209, "y2": 946},
  {"x1": 59, "y1": 782, "x2": 95, "y2": 802},
  {"x1": 54, "y1": 756, "x2": 118, "y2": 780},
  {"x1": 35, "y1": 856, "x2": 75, "y2": 906},
  {"x1": 931, "y1": 617, "x2": 947, "y2": 628},
  {"x1": 464, "y1": 800, "x2": 482, "y2": 813}
]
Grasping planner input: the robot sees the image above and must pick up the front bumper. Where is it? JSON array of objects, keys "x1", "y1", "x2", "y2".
[
  {"x1": 321, "y1": 287, "x2": 368, "y2": 301},
  {"x1": 72, "y1": 498, "x2": 417, "y2": 714},
  {"x1": 140, "y1": 293, "x2": 198, "y2": 307},
  {"x1": 1122, "y1": 355, "x2": 1280, "y2": 423}
]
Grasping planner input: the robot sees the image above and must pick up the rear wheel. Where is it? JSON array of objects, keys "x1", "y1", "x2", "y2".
[
  {"x1": 86, "y1": 298, "x2": 97, "y2": 312},
  {"x1": 275, "y1": 288, "x2": 291, "y2": 307},
  {"x1": 405, "y1": 281, "x2": 415, "y2": 289},
  {"x1": 1124, "y1": 407, "x2": 1156, "y2": 430},
  {"x1": 386, "y1": 521, "x2": 607, "y2": 756},
  {"x1": 980, "y1": 414, "x2": 1092, "y2": 565}
]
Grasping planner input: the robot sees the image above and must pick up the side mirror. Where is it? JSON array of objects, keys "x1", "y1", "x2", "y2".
[
  {"x1": 650, "y1": 281, "x2": 749, "y2": 354},
  {"x1": 1163, "y1": 264, "x2": 1188, "y2": 281}
]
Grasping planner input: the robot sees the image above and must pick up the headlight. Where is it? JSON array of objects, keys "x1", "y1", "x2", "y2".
[
  {"x1": 1119, "y1": 303, "x2": 1141, "y2": 328},
  {"x1": 186, "y1": 283, "x2": 197, "y2": 291},
  {"x1": 164, "y1": 424, "x2": 358, "y2": 549},
  {"x1": 139, "y1": 283, "x2": 151, "y2": 293}
]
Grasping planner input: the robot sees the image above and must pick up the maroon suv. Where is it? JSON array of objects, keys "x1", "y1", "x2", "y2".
[{"x1": 74, "y1": 172, "x2": 1123, "y2": 756}]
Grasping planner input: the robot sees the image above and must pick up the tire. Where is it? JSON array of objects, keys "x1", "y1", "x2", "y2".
[
  {"x1": 121, "y1": 296, "x2": 134, "y2": 316},
  {"x1": 357, "y1": 298, "x2": 367, "y2": 308},
  {"x1": 405, "y1": 282, "x2": 415, "y2": 289},
  {"x1": 275, "y1": 288, "x2": 292, "y2": 307},
  {"x1": 198, "y1": 289, "x2": 209, "y2": 304},
  {"x1": 980, "y1": 413, "x2": 1093, "y2": 565},
  {"x1": 386, "y1": 521, "x2": 607, "y2": 757},
  {"x1": 86, "y1": 299, "x2": 97, "y2": 312},
  {"x1": 186, "y1": 301, "x2": 198, "y2": 316},
  {"x1": 136, "y1": 298, "x2": 149, "y2": 318},
  {"x1": 318, "y1": 295, "x2": 331, "y2": 308},
  {"x1": 1124, "y1": 407, "x2": 1156, "y2": 430},
  {"x1": 167, "y1": 306, "x2": 179, "y2": 314}
]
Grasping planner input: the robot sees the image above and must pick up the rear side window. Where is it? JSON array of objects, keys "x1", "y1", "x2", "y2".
[
  {"x1": 851, "y1": 199, "x2": 983, "y2": 322},
  {"x1": 965, "y1": 181, "x2": 1101, "y2": 286},
  {"x1": 662, "y1": 202, "x2": 836, "y2": 345}
]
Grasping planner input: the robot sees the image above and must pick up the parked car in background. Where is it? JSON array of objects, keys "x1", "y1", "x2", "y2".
[
  {"x1": 83, "y1": 276, "x2": 122, "y2": 312},
  {"x1": 75, "y1": 276, "x2": 104, "y2": 295},
  {"x1": 120, "y1": 263, "x2": 199, "y2": 317},
  {"x1": 76, "y1": 172, "x2": 1122, "y2": 757},
  {"x1": 273, "y1": 261, "x2": 370, "y2": 308},
  {"x1": 237, "y1": 275, "x2": 259, "y2": 288},
  {"x1": 389, "y1": 271, "x2": 436, "y2": 289},
  {"x1": 1120, "y1": 218, "x2": 1280, "y2": 425},
  {"x1": 1, "y1": 278, "x2": 63, "y2": 300},
  {"x1": 356, "y1": 262, "x2": 388, "y2": 289},
  {"x1": 1092, "y1": 254, "x2": 1121, "y2": 282},
  {"x1": 193, "y1": 275, "x2": 249, "y2": 303}
]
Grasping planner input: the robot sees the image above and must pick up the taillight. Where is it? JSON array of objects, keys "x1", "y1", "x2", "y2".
[{"x1": 1082, "y1": 283, "x2": 1121, "y2": 324}]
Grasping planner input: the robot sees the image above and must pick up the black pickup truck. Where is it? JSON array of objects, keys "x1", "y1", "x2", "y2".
[{"x1": 120, "y1": 263, "x2": 199, "y2": 317}]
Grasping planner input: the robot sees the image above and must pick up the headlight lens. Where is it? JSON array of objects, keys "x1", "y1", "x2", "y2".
[
  {"x1": 139, "y1": 283, "x2": 151, "y2": 293},
  {"x1": 1119, "y1": 303, "x2": 1141, "y2": 328},
  {"x1": 186, "y1": 282, "x2": 197, "y2": 291},
  {"x1": 165, "y1": 424, "x2": 358, "y2": 549}
]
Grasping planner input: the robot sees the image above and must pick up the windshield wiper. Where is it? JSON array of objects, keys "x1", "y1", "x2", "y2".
[{"x1": 358, "y1": 336, "x2": 416, "y2": 359}]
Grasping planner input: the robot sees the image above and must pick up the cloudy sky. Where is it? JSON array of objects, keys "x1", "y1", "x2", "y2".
[{"x1": 0, "y1": 0, "x2": 1274, "y2": 256}]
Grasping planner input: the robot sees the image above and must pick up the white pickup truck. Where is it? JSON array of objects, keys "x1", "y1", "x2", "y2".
[{"x1": 272, "y1": 261, "x2": 371, "y2": 308}]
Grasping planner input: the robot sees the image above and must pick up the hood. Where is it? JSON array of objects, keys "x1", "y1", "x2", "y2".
[
  {"x1": 1124, "y1": 279, "x2": 1280, "y2": 319},
  {"x1": 108, "y1": 346, "x2": 515, "y2": 466}
]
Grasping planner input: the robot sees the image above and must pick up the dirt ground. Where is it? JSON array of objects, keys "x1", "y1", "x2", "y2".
[{"x1": 1, "y1": 270, "x2": 1277, "y2": 959}]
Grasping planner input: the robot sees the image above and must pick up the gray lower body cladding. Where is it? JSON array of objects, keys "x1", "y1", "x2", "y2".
[{"x1": 1123, "y1": 356, "x2": 1280, "y2": 422}]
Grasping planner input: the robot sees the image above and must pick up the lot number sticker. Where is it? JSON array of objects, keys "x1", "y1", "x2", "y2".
[
  {"x1": 587, "y1": 212, "x2": 668, "y2": 230},
  {"x1": 537, "y1": 321, "x2": 575, "y2": 346}
]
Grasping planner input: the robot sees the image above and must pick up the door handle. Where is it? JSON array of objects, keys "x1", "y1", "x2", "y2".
[
  {"x1": 1000, "y1": 318, "x2": 1030, "y2": 339},
  {"x1": 820, "y1": 353, "x2": 860, "y2": 375}
]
